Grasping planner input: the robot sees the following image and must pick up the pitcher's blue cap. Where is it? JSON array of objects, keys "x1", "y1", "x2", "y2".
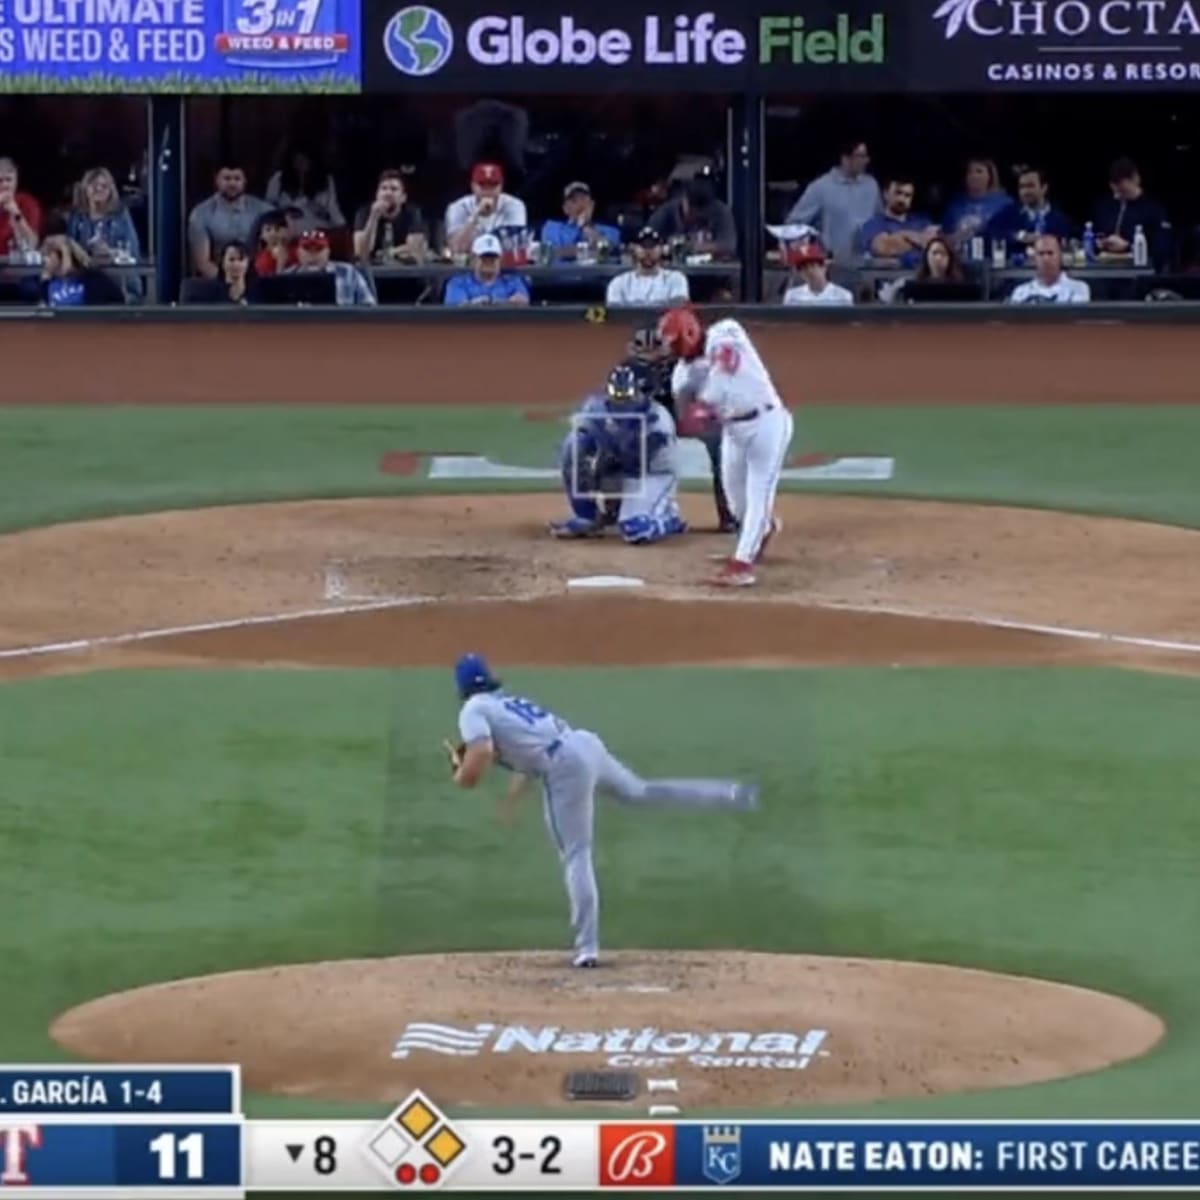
[{"x1": 455, "y1": 653, "x2": 500, "y2": 698}]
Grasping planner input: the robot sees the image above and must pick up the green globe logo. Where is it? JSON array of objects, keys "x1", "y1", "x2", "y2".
[{"x1": 384, "y1": 5, "x2": 454, "y2": 77}]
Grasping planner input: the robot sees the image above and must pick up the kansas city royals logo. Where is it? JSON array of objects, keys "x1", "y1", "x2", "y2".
[{"x1": 702, "y1": 1125, "x2": 741, "y2": 1186}]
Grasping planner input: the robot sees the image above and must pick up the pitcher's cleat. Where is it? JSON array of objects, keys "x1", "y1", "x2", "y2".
[
  {"x1": 732, "y1": 783, "x2": 761, "y2": 811},
  {"x1": 572, "y1": 953, "x2": 599, "y2": 969}
]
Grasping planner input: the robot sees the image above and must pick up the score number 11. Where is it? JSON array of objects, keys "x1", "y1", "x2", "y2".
[{"x1": 150, "y1": 1132, "x2": 205, "y2": 1180}]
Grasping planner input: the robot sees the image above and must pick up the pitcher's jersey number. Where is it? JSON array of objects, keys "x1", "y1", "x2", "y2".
[{"x1": 503, "y1": 696, "x2": 548, "y2": 725}]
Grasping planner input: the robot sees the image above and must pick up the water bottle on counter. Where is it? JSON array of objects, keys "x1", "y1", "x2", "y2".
[
  {"x1": 970, "y1": 234, "x2": 985, "y2": 262},
  {"x1": 1132, "y1": 225, "x2": 1149, "y2": 267},
  {"x1": 1082, "y1": 221, "x2": 1096, "y2": 263},
  {"x1": 990, "y1": 238, "x2": 1007, "y2": 269}
]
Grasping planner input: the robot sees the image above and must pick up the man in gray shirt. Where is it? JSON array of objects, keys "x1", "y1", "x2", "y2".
[
  {"x1": 787, "y1": 139, "x2": 881, "y2": 268},
  {"x1": 649, "y1": 165, "x2": 738, "y2": 258},
  {"x1": 188, "y1": 164, "x2": 271, "y2": 279}
]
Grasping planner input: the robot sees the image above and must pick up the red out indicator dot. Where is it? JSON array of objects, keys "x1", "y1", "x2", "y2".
[
  {"x1": 420, "y1": 1163, "x2": 441, "y2": 1184},
  {"x1": 396, "y1": 1162, "x2": 417, "y2": 1184}
]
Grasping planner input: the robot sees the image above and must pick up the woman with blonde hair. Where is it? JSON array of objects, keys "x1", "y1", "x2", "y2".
[
  {"x1": 37, "y1": 234, "x2": 124, "y2": 307},
  {"x1": 942, "y1": 157, "x2": 1011, "y2": 247},
  {"x1": 67, "y1": 166, "x2": 143, "y2": 299}
]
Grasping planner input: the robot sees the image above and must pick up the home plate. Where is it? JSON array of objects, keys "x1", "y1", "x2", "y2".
[{"x1": 567, "y1": 575, "x2": 646, "y2": 590}]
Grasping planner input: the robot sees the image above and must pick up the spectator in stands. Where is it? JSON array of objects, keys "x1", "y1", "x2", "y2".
[
  {"x1": 914, "y1": 235, "x2": 965, "y2": 283},
  {"x1": 858, "y1": 176, "x2": 938, "y2": 266},
  {"x1": 782, "y1": 241, "x2": 853, "y2": 306},
  {"x1": 605, "y1": 227, "x2": 690, "y2": 307},
  {"x1": 253, "y1": 210, "x2": 297, "y2": 277},
  {"x1": 353, "y1": 170, "x2": 428, "y2": 265},
  {"x1": 443, "y1": 233, "x2": 530, "y2": 306},
  {"x1": 265, "y1": 141, "x2": 344, "y2": 231},
  {"x1": 943, "y1": 158, "x2": 1010, "y2": 248},
  {"x1": 188, "y1": 164, "x2": 271, "y2": 278},
  {"x1": 286, "y1": 228, "x2": 375, "y2": 306},
  {"x1": 986, "y1": 167, "x2": 1073, "y2": 257},
  {"x1": 36, "y1": 234, "x2": 123, "y2": 306},
  {"x1": 445, "y1": 162, "x2": 527, "y2": 255},
  {"x1": 540, "y1": 181, "x2": 621, "y2": 260},
  {"x1": 185, "y1": 241, "x2": 258, "y2": 305},
  {"x1": 67, "y1": 166, "x2": 143, "y2": 300},
  {"x1": 786, "y1": 139, "x2": 881, "y2": 268},
  {"x1": 1008, "y1": 234, "x2": 1090, "y2": 304},
  {"x1": 0, "y1": 156, "x2": 42, "y2": 256},
  {"x1": 1094, "y1": 158, "x2": 1170, "y2": 267},
  {"x1": 648, "y1": 165, "x2": 737, "y2": 258}
]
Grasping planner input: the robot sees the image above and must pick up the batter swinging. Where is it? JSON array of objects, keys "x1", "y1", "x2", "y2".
[
  {"x1": 447, "y1": 653, "x2": 759, "y2": 967},
  {"x1": 659, "y1": 306, "x2": 795, "y2": 587}
]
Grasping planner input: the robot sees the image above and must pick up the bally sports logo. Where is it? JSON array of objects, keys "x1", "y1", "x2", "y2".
[
  {"x1": 392, "y1": 1022, "x2": 829, "y2": 1070},
  {"x1": 599, "y1": 1125, "x2": 676, "y2": 1187}
]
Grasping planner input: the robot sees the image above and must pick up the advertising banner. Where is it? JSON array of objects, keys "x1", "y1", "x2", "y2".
[
  {"x1": 911, "y1": 0, "x2": 1200, "y2": 91},
  {"x1": 364, "y1": 0, "x2": 905, "y2": 92},
  {"x1": 0, "y1": 0, "x2": 361, "y2": 92},
  {"x1": 364, "y1": 0, "x2": 1200, "y2": 92}
]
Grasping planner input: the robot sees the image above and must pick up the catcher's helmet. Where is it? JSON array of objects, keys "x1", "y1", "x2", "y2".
[{"x1": 605, "y1": 364, "x2": 640, "y2": 406}]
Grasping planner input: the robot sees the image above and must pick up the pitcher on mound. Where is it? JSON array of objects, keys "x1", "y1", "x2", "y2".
[{"x1": 659, "y1": 305, "x2": 795, "y2": 587}]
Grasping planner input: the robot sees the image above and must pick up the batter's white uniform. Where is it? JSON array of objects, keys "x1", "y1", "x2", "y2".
[{"x1": 671, "y1": 319, "x2": 795, "y2": 565}]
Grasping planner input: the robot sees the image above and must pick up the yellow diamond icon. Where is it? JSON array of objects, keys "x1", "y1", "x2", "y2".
[
  {"x1": 426, "y1": 1125, "x2": 466, "y2": 1167},
  {"x1": 396, "y1": 1099, "x2": 437, "y2": 1139}
]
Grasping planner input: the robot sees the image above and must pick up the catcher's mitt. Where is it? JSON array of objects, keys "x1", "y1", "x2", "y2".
[{"x1": 442, "y1": 738, "x2": 465, "y2": 773}]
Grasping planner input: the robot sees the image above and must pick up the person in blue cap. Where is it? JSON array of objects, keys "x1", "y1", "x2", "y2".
[{"x1": 446, "y1": 653, "x2": 758, "y2": 968}]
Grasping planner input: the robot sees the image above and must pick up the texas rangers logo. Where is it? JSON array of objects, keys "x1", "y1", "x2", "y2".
[{"x1": 702, "y1": 1125, "x2": 742, "y2": 1186}]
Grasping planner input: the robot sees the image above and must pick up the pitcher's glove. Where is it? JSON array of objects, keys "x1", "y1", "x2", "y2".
[{"x1": 442, "y1": 739, "x2": 465, "y2": 774}]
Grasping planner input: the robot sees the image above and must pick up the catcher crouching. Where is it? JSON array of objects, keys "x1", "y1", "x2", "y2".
[{"x1": 548, "y1": 364, "x2": 688, "y2": 544}]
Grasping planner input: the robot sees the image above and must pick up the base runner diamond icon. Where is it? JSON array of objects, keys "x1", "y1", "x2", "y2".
[{"x1": 363, "y1": 1090, "x2": 469, "y2": 1189}]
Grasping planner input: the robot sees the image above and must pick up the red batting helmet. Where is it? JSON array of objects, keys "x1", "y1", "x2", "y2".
[{"x1": 657, "y1": 304, "x2": 704, "y2": 359}]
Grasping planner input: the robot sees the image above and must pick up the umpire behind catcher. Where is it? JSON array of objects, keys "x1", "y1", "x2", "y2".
[{"x1": 623, "y1": 322, "x2": 736, "y2": 532}]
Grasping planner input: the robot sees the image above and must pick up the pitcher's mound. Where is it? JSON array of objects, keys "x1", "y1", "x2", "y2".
[{"x1": 50, "y1": 951, "x2": 1162, "y2": 1110}]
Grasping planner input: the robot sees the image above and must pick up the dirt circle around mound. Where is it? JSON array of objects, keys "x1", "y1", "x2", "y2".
[{"x1": 50, "y1": 951, "x2": 1163, "y2": 1110}]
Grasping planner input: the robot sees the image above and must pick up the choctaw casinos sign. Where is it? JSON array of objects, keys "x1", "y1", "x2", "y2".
[{"x1": 925, "y1": 0, "x2": 1200, "y2": 88}]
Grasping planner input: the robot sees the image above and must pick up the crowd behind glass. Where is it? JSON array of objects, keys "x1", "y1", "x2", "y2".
[{"x1": 0, "y1": 120, "x2": 1186, "y2": 310}]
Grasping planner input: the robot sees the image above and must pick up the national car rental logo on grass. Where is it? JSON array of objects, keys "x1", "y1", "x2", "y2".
[{"x1": 391, "y1": 1021, "x2": 830, "y2": 1070}]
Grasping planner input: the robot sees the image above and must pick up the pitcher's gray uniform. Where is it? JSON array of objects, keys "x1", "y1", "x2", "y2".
[{"x1": 453, "y1": 654, "x2": 758, "y2": 966}]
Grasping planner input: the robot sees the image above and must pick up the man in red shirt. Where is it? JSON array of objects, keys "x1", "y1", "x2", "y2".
[{"x1": 0, "y1": 157, "x2": 42, "y2": 256}]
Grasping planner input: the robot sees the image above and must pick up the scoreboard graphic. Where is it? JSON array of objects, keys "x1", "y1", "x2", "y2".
[{"x1": 2, "y1": 1063, "x2": 1199, "y2": 1193}]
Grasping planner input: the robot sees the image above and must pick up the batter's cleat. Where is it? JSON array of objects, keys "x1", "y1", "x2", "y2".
[
  {"x1": 711, "y1": 558, "x2": 757, "y2": 587},
  {"x1": 572, "y1": 953, "x2": 599, "y2": 968},
  {"x1": 755, "y1": 515, "x2": 782, "y2": 562},
  {"x1": 732, "y1": 783, "x2": 761, "y2": 811},
  {"x1": 548, "y1": 517, "x2": 605, "y2": 539}
]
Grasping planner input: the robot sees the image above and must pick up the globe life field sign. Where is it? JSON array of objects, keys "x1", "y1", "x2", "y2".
[{"x1": 364, "y1": 0, "x2": 899, "y2": 90}]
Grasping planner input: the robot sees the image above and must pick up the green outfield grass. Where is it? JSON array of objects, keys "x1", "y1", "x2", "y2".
[
  {"x1": 2, "y1": 665, "x2": 1196, "y2": 1120},
  {"x1": 2, "y1": 403, "x2": 1200, "y2": 534}
]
